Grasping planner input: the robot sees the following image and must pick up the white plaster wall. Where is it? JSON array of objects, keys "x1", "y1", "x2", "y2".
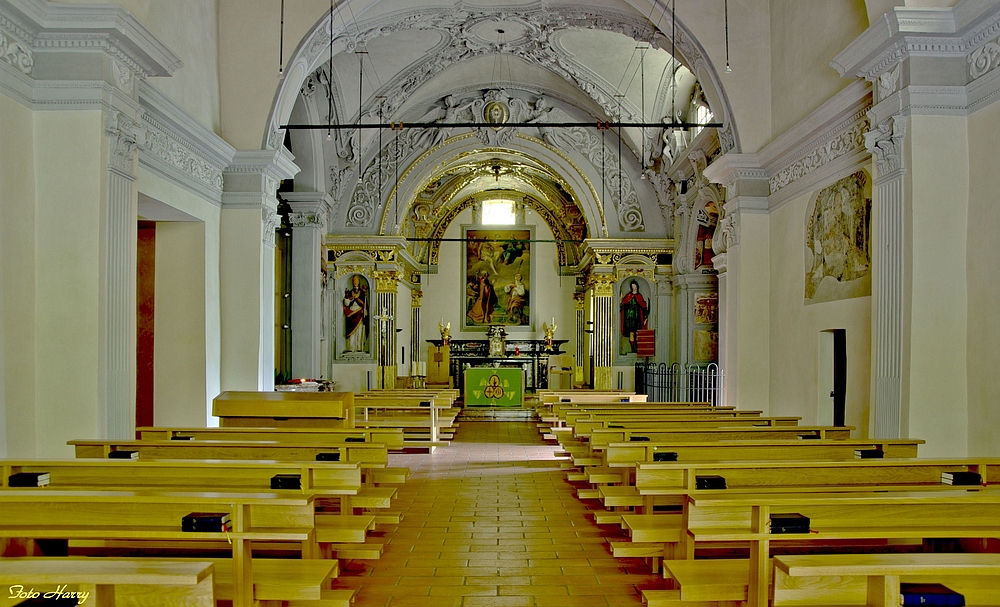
[
  {"x1": 732, "y1": 212, "x2": 771, "y2": 413},
  {"x1": 396, "y1": 282, "x2": 412, "y2": 376},
  {"x1": 220, "y1": 208, "x2": 267, "y2": 390},
  {"x1": 63, "y1": 0, "x2": 222, "y2": 132},
  {"x1": 154, "y1": 222, "x2": 210, "y2": 427},
  {"x1": 33, "y1": 111, "x2": 104, "y2": 457},
  {"x1": 967, "y1": 101, "x2": 1000, "y2": 456},
  {"x1": 770, "y1": 0, "x2": 869, "y2": 138},
  {"x1": 769, "y1": 191, "x2": 872, "y2": 435},
  {"x1": 0, "y1": 95, "x2": 37, "y2": 457},
  {"x1": 138, "y1": 167, "x2": 223, "y2": 425},
  {"x1": 905, "y1": 116, "x2": 969, "y2": 457},
  {"x1": 419, "y1": 207, "x2": 577, "y2": 359}
]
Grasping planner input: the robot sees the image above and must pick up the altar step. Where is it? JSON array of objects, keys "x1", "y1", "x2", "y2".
[{"x1": 457, "y1": 407, "x2": 538, "y2": 421}]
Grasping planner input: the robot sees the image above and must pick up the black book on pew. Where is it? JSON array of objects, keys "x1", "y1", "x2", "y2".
[
  {"x1": 695, "y1": 475, "x2": 727, "y2": 490},
  {"x1": 854, "y1": 448, "x2": 884, "y2": 459},
  {"x1": 344, "y1": 436, "x2": 366, "y2": 442},
  {"x1": 316, "y1": 452, "x2": 340, "y2": 461},
  {"x1": 9, "y1": 472, "x2": 50, "y2": 487},
  {"x1": 653, "y1": 451, "x2": 678, "y2": 462},
  {"x1": 941, "y1": 471, "x2": 981, "y2": 486},
  {"x1": 629, "y1": 436, "x2": 650, "y2": 442},
  {"x1": 270, "y1": 473, "x2": 302, "y2": 490},
  {"x1": 182, "y1": 512, "x2": 232, "y2": 533},
  {"x1": 420, "y1": 401, "x2": 431, "y2": 407},
  {"x1": 608, "y1": 425, "x2": 624, "y2": 429},
  {"x1": 769, "y1": 512, "x2": 810, "y2": 534},
  {"x1": 171, "y1": 435, "x2": 194, "y2": 440},
  {"x1": 108, "y1": 450, "x2": 139, "y2": 460},
  {"x1": 900, "y1": 583, "x2": 965, "y2": 606}
]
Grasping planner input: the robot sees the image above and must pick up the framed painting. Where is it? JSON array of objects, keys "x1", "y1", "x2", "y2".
[{"x1": 463, "y1": 226, "x2": 533, "y2": 331}]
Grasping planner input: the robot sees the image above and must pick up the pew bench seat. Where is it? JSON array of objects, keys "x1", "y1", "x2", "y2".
[
  {"x1": 621, "y1": 513, "x2": 683, "y2": 543},
  {"x1": 773, "y1": 553, "x2": 1000, "y2": 607},
  {"x1": 315, "y1": 515, "x2": 375, "y2": 543},
  {"x1": 600, "y1": 485, "x2": 644, "y2": 508},
  {"x1": 0, "y1": 557, "x2": 215, "y2": 607},
  {"x1": 369, "y1": 466, "x2": 410, "y2": 484}
]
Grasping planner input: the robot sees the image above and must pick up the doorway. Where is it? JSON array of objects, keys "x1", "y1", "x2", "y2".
[{"x1": 818, "y1": 329, "x2": 846, "y2": 427}]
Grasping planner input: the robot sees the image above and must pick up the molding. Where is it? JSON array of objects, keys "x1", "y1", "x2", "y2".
[
  {"x1": 0, "y1": 0, "x2": 182, "y2": 78},
  {"x1": 968, "y1": 64, "x2": 1000, "y2": 112},
  {"x1": 833, "y1": 1, "x2": 1000, "y2": 80}
]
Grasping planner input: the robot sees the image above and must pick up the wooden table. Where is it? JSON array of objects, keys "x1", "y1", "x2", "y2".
[{"x1": 212, "y1": 391, "x2": 354, "y2": 428}]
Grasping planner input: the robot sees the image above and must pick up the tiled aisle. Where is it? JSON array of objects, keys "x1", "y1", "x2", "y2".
[{"x1": 338, "y1": 420, "x2": 661, "y2": 607}]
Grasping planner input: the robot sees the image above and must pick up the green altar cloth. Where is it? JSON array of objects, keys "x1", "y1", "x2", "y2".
[{"x1": 464, "y1": 367, "x2": 524, "y2": 407}]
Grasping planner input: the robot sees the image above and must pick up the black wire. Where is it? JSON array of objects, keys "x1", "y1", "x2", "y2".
[{"x1": 278, "y1": 0, "x2": 284, "y2": 75}]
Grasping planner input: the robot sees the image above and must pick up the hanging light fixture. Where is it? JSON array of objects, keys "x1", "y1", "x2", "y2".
[
  {"x1": 326, "y1": 0, "x2": 334, "y2": 141},
  {"x1": 725, "y1": 0, "x2": 732, "y2": 73},
  {"x1": 278, "y1": 0, "x2": 285, "y2": 77}
]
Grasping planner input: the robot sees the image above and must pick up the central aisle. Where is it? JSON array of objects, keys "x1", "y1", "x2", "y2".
[{"x1": 341, "y1": 421, "x2": 660, "y2": 607}]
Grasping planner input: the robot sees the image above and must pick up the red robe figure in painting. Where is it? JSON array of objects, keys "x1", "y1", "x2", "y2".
[
  {"x1": 343, "y1": 275, "x2": 368, "y2": 352},
  {"x1": 620, "y1": 279, "x2": 648, "y2": 353},
  {"x1": 468, "y1": 270, "x2": 498, "y2": 324}
]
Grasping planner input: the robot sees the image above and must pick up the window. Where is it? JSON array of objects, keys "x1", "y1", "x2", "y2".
[
  {"x1": 481, "y1": 199, "x2": 515, "y2": 225},
  {"x1": 690, "y1": 103, "x2": 713, "y2": 139}
]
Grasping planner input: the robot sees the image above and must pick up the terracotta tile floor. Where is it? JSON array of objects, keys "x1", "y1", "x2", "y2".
[{"x1": 335, "y1": 421, "x2": 661, "y2": 607}]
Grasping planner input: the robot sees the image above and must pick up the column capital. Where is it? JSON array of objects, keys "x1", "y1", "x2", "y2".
[
  {"x1": 373, "y1": 269, "x2": 400, "y2": 293},
  {"x1": 223, "y1": 148, "x2": 299, "y2": 210},
  {"x1": 283, "y1": 192, "x2": 333, "y2": 231},
  {"x1": 865, "y1": 113, "x2": 907, "y2": 180}
]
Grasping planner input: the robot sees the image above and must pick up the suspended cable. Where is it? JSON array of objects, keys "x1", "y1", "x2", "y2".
[
  {"x1": 640, "y1": 44, "x2": 647, "y2": 177},
  {"x1": 670, "y1": 0, "x2": 677, "y2": 123},
  {"x1": 327, "y1": 0, "x2": 334, "y2": 142},
  {"x1": 616, "y1": 95, "x2": 623, "y2": 208},
  {"x1": 393, "y1": 124, "x2": 399, "y2": 232},
  {"x1": 725, "y1": 0, "x2": 732, "y2": 73},
  {"x1": 278, "y1": 0, "x2": 285, "y2": 76},
  {"x1": 377, "y1": 95, "x2": 385, "y2": 203},
  {"x1": 357, "y1": 50, "x2": 366, "y2": 124}
]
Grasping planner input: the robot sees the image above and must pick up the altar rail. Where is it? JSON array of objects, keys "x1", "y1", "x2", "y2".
[{"x1": 635, "y1": 362, "x2": 724, "y2": 407}]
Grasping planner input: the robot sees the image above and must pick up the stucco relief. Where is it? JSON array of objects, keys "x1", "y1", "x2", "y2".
[
  {"x1": 0, "y1": 30, "x2": 32, "y2": 74},
  {"x1": 804, "y1": 170, "x2": 872, "y2": 303},
  {"x1": 969, "y1": 35, "x2": 1000, "y2": 80}
]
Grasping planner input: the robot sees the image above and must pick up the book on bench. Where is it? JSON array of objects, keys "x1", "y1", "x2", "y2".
[
  {"x1": 182, "y1": 512, "x2": 232, "y2": 533},
  {"x1": 629, "y1": 435, "x2": 650, "y2": 442},
  {"x1": 695, "y1": 475, "x2": 727, "y2": 490},
  {"x1": 8, "y1": 472, "x2": 50, "y2": 487},
  {"x1": 270, "y1": 473, "x2": 302, "y2": 490},
  {"x1": 854, "y1": 448, "x2": 884, "y2": 459},
  {"x1": 900, "y1": 583, "x2": 965, "y2": 606},
  {"x1": 170, "y1": 434, "x2": 194, "y2": 440},
  {"x1": 316, "y1": 452, "x2": 340, "y2": 461},
  {"x1": 941, "y1": 471, "x2": 981, "y2": 486},
  {"x1": 769, "y1": 512, "x2": 810, "y2": 534},
  {"x1": 343, "y1": 436, "x2": 366, "y2": 442},
  {"x1": 652, "y1": 451, "x2": 678, "y2": 462},
  {"x1": 108, "y1": 450, "x2": 139, "y2": 459}
]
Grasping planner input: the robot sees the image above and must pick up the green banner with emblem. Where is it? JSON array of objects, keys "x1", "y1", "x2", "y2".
[{"x1": 464, "y1": 367, "x2": 523, "y2": 407}]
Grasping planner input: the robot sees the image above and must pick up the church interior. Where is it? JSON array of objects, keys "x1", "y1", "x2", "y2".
[{"x1": 1, "y1": 0, "x2": 999, "y2": 605}]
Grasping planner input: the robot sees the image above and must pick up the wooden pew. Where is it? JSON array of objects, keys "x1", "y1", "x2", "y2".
[
  {"x1": 353, "y1": 395, "x2": 457, "y2": 449},
  {"x1": 571, "y1": 416, "x2": 802, "y2": 438},
  {"x1": 678, "y1": 490, "x2": 1000, "y2": 607},
  {"x1": 587, "y1": 425, "x2": 851, "y2": 447},
  {"x1": 213, "y1": 391, "x2": 354, "y2": 428},
  {"x1": 0, "y1": 558, "x2": 215, "y2": 607},
  {"x1": 69, "y1": 438, "x2": 389, "y2": 467},
  {"x1": 136, "y1": 425, "x2": 407, "y2": 451},
  {"x1": 0, "y1": 489, "x2": 324, "y2": 607},
  {"x1": 772, "y1": 553, "x2": 1000, "y2": 607}
]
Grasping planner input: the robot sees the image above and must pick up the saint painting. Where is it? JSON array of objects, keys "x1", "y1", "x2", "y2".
[
  {"x1": 620, "y1": 279, "x2": 649, "y2": 354},
  {"x1": 343, "y1": 274, "x2": 369, "y2": 353},
  {"x1": 464, "y1": 228, "x2": 532, "y2": 329}
]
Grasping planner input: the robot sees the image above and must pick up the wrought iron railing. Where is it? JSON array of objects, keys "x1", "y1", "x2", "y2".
[{"x1": 634, "y1": 362, "x2": 724, "y2": 407}]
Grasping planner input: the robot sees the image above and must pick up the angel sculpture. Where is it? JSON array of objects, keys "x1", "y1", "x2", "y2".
[
  {"x1": 438, "y1": 319, "x2": 451, "y2": 346},
  {"x1": 542, "y1": 319, "x2": 557, "y2": 351}
]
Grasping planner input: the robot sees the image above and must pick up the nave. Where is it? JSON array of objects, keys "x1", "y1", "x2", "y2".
[{"x1": 339, "y1": 421, "x2": 658, "y2": 607}]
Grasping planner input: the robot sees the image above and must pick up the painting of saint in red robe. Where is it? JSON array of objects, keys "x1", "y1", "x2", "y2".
[
  {"x1": 620, "y1": 279, "x2": 649, "y2": 354},
  {"x1": 343, "y1": 274, "x2": 369, "y2": 353}
]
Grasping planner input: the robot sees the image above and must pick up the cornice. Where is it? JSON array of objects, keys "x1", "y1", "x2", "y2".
[
  {"x1": 225, "y1": 148, "x2": 300, "y2": 182},
  {"x1": 0, "y1": 0, "x2": 182, "y2": 78},
  {"x1": 701, "y1": 154, "x2": 767, "y2": 192},
  {"x1": 832, "y1": 1, "x2": 1000, "y2": 80}
]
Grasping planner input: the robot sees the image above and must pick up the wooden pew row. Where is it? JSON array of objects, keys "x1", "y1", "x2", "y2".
[
  {"x1": 69, "y1": 438, "x2": 389, "y2": 467},
  {"x1": 587, "y1": 425, "x2": 851, "y2": 447},
  {"x1": 544, "y1": 402, "x2": 726, "y2": 427},
  {"x1": 543, "y1": 407, "x2": 760, "y2": 440},
  {"x1": 213, "y1": 391, "x2": 354, "y2": 428},
  {"x1": 608, "y1": 458, "x2": 999, "y2": 568},
  {"x1": 0, "y1": 558, "x2": 216, "y2": 607},
  {"x1": 666, "y1": 490, "x2": 1000, "y2": 607},
  {"x1": 570, "y1": 416, "x2": 802, "y2": 438},
  {"x1": 0, "y1": 489, "x2": 325, "y2": 607},
  {"x1": 136, "y1": 425, "x2": 408, "y2": 452},
  {"x1": 353, "y1": 396, "x2": 458, "y2": 450},
  {"x1": 772, "y1": 553, "x2": 1000, "y2": 607}
]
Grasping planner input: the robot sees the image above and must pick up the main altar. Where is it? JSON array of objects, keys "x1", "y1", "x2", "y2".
[{"x1": 427, "y1": 337, "x2": 568, "y2": 397}]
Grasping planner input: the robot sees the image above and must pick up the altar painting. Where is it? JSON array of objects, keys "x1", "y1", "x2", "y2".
[{"x1": 463, "y1": 227, "x2": 532, "y2": 330}]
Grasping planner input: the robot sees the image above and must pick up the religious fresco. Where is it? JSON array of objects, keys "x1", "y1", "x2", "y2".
[
  {"x1": 805, "y1": 170, "x2": 872, "y2": 303},
  {"x1": 342, "y1": 274, "x2": 370, "y2": 354},
  {"x1": 693, "y1": 330, "x2": 719, "y2": 362},
  {"x1": 464, "y1": 228, "x2": 532, "y2": 330},
  {"x1": 619, "y1": 278, "x2": 651, "y2": 355},
  {"x1": 694, "y1": 293, "x2": 718, "y2": 325},
  {"x1": 694, "y1": 200, "x2": 719, "y2": 270}
]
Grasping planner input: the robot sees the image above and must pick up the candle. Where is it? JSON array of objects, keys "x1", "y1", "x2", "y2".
[
  {"x1": 418, "y1": 362, "x2": 426, "y2": 376},
  {"x1": 551, "y1": 317, "x2": 555, "y2": 327}
]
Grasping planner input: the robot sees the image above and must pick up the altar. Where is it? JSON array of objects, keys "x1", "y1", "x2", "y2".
[
  {"x1": 428, "y1": 338, "x2": 568, "y2": 395},
  {"x1": 464, "y1": 367, "x2": 523, "y2": 407}
]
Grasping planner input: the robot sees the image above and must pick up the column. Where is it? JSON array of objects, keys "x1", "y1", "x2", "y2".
[
  {"x1": 283, "y1": 193, "x2": 332, "y2": 380},
  {"x1": 590, "y1": 273, "x2": 616, "y2": 390},
  {"x1": 221, "y1": 149, "x2": 299, "y2": 391},
  {"x1": 704, "y1": 155, "x2": 770, "y2": 411},
  {"x1": 103, "y1": 109, "x2": 143, "y2": 439},
  {"x1": 573, "y1": 293, "x2": 585, "y2": 386},
  {"x1": 373, "y1": 270, "x2": 399, "y2": 389},
  {"x1": 865, "y1": 115, "x2": 906, "y2": 438},
  {"x1": 410, "y1": 289, "x2": 423, "y2": 385},
  {"x1": 673, "y1": 273, "x2": 717, "y2": 367}
]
